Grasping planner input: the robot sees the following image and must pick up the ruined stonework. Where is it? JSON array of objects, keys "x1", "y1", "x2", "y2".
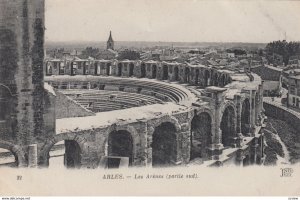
[
  {"x1": 0, "y1": 0, "x2": 55, "y2": 167},
  {"x1": 0, "y1": 0, "x2": 265, "y2": 169}
]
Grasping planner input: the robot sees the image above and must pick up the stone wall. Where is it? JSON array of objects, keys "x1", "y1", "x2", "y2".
[
  {"x1": 263, "y1": 100, "x2": 300, "y2": 132},
  {"x1": 0, "y1": 0, "x2": 46, "y2": 146},
  {"x1": 55, "y1": 90, "x2": 95, "y2": 119}
]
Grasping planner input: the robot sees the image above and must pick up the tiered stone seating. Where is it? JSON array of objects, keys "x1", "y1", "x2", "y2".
[
  {"x1": 90, "y1": 77, "x2": 189, "y2": 103},
  {"x1": 61, "y1": 89, "x2": 164, "y2": 112}
]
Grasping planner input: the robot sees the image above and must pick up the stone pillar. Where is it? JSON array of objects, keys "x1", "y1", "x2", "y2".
[
  {"x1": 28, "y1": 144, "x2": 38, "y2": 168},
  {"x1": 234, "y1": 94, "x2": 244, "y2": 147},
  {"x1": 234, "y1": 95, "x2": 242, "y2": 133},
  {"x1": 146, "y1": 125, "x2": 154, "y2": 167},
  {"x1": 260, "y1": 81, "x2": 264, "y2": 113},
  {"x1": 250, "y1": 90, "x2": 257, "y2": 135},
  {"x1": 255, "y1": 89, "x2": 260, "y2": 125},
  {"x1": 179, "y1": 122, "x2": 191, "y2": 164},
  {"x1": 206, "y1": 87, "x2": 227, "y2": 159},
  {"x1": 251, "y1": 138, "x2": 259, "y2": 165},
  {"x1": 0, "y1": 0, "x2": 45, "y2": 150}
]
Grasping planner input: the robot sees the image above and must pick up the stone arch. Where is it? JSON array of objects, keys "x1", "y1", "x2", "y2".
[
  {"x1": 151, "y1": 122, "x2": 178, "y2": 167},
  {"x1": 38, "y1": 133, "x2": 87, "y2": 167},
  {"x1": 174, "y1": 66, "x2": 179, "y2": 81},
  {"x1": 107, "y1": 130, "x2": 134, "y2": 167},
  {"x1": 117, "y1": 63, "x2": 122, "y2": 76},
  {"x1": 71, "y1": 61, "x2": 77, "y2": 76},
  {"x1": 220, "y1": 74, "x2": 226, "y2": 87},
  {"x1": 106, "y1": 63, "x2": 111, "y2": 76},
  {"x1": 103, "y1": 125, "x2": 139, "y2": 166},
  {"x1": 148, "y1": 116, "x2": 181, "y2": 167},
  {"x1": 152, "y1": 65, "x2": 157, "y2": 79},
  {"x1": 162, "y1": 65, "x2": 168, "y2": 80},
  {"x1": 129, "y1": 63, "x2": 134, "y2": 77},
  {"x1": 213, "y1": 73, "x2": 218, "y2": 86},
  {"x1": 185, "y1": 67, "x2": 190, "y2": 83},
  {"x1": 190, "y1": 111, "x2": 213, "y2": 160},
  {"x1": 0, "y1": 140, "x2": 26, "y2": 167},
  {"x1": 241, "y1": 98, "x2": 251, "y2": 136},
  {"x1": 204, "y1": 70, "x2": 210, "y2": 86},
  {"x1": 141, "y1": 63, "x2": 146, "y2": 78},
  {"x1": 148, "y1": 116, "x2": 181, "y2": 135},
  {"x1": 195, "y1": 69, "x2": 200, "y2": 85},
  {"x1": 220, "y1": 103, "x2": 237, "y2": 147},
  {"x1": 46, "y1": 62, "x2": 53, "y2": 75},
  {"x1": 94, "y1": 62, "x2": 99, "y2": 75}
]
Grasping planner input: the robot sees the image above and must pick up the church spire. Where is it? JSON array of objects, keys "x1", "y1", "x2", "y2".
[{"x1": 107, "y1": 31, "x2": 114, "y2": 50}]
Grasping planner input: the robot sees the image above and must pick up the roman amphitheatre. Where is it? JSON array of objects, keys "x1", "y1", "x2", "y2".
[{"x1": 0, "y1": 0, "x2": 266, "y2": 169}]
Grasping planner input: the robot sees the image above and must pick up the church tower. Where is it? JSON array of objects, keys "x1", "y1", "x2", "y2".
[{"x1": 107, "y1": 31, "x2": 114, "y2": 50}]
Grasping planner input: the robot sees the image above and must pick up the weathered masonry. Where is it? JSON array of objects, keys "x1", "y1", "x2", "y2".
[{"x1": 0, "y1": 0, "x2": 266, "y2": 168}]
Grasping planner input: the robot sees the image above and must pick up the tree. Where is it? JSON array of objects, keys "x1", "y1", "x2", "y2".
[
  {"x1": 265, "y1": 40, "x2": 300, "y2": 66},
  {"x1": 81, "y1": 47, "x2": 100, "y2": 59}
]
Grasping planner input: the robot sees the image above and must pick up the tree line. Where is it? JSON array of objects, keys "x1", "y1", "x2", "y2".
[{"x1": 265, "y1": 40, "x2": 300, "y2": 65}]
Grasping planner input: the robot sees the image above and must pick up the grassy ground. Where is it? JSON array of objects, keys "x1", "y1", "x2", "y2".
[
  {"x1": 266, "y1": 117, "x2": 300, "y2": 164},
  {"x1": 263, "y1": 128, "x2": 284, "y2": 166}
]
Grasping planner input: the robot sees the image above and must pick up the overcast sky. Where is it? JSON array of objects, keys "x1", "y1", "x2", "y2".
[{"x1": 45, "y1": 0, "x2": 300, "y2": 43}]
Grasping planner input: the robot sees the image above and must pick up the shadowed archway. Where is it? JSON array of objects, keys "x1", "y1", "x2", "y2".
[
  {"x1": 241, "y1": 98, "x2": 251, "y2": 136},
  {"x1": 108, "y1": 130, "x2": 133, "y2": 167},
  {"x1": 221, "y1": 106, "x2": 236, "y2": 147},
  {"x1": 152, "y1": 122, "x2": 177, "y2": 167},
  {"x1": 190, "y1": 112, "x2": 212, "y2": 160}
]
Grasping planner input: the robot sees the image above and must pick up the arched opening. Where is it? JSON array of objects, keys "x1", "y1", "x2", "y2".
[
  {"x1": 48, "y1": 140, "x2": 82, "y2": 169},
  {"x1": 117, "y1": 63, "x2": 122, "y2": 76},
  {"x1": 108, "y1": 130, "x2": 133, "y2": 168},
  {"x1": 162, "y1": 65, "x2": 168, "y2": 80},
  {"x1": 195, "y1": 69, "x2": 199, "y2": 85},
  {"x1": 71, "y1": 62, "x2": 77, "y2": 76},
  {"x1": 241, "y1": 99, "x2": 251, "y2": 136},
  {"x1": 0, "y1": 148, "x2": 18, "y2": 167},
  {"x1": 94, "y1": 63, "x2": 99, "y2": 75},
  {"x1": 185, "y1": 67, "x2": 190, "y2": 83},
  {"x1": 46, "y1": 63, "x2": 53, "y2": 76},
  {"x1": 152, "y1": 65, "x2": 157, "y2": 79},
  {"x1": 220, "y1": 106, "x2": 236, "y2": 147},
  {"x1": 220, "y1": 74, "x2": 226, "y2": 87},
  {"x1": 129, "y1": 63, "x2": 134, "y2": 77},
  {"x1": 59, "y1": 62, "x2": 65, "y2": 75},
  {"x1": 141, "y1": 63, "x2": 146, "y2": 78},
  {"x1": 204, "y1": 70, "x2": 210, "y2": 86},
  {"x1": 106, "y1": 63, "x2": 111, "y2": 76},
  {"x1": 152, "y1": 122, "x2": 177, "y2": 167},
  {"x1": 213, "y1": 73, "x2": 218, "y2": 86},
  {"x1": 174, "y1": 66, "x2": 179, "y2": 81},
  {"x1": 83, "y1": 62, "x2": 89, "y2": 75},
  {"x1": 190, "y1": 112, "x2": 212, "y2": 160}
]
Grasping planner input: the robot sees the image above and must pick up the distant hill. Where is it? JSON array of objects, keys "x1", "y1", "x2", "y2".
[{"x1": 45, "y1": 41, "x2": 267, "y2": 51}]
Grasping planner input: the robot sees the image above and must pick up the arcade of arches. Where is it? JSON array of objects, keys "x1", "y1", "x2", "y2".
[{"x1": 0, "y1": 0, "x2": 265, "y2": 169}]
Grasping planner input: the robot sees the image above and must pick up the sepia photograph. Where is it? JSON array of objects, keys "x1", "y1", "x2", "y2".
[{"x1": 0, "y1": 0, "x2": 300, "y2": 197}]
